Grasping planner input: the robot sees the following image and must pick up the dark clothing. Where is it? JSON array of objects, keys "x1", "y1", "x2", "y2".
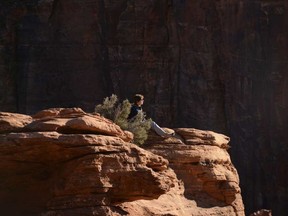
[
  {"x1": 128, "y1": 104, "x2": 142, "y2": 120},
  {"x1": 127, "y1": 103, "x2": 174, "y2": 138}
]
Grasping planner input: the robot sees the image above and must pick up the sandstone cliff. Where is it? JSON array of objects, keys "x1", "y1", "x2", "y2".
[
  {"x1": 0, "y1": 108, "x2": 244, "y2": 216},
  {"x1": 1, "y1": 1, "x2": 287, "y2": 215}
]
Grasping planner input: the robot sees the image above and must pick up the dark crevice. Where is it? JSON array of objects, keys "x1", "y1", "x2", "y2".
[
  {"x1": 59, "y1": 150, "x2": 127, "y2": 163},
  {"x1": 56, "y1": 127, "x2": 115, "y2": 137},
  {"x1": 98, "y1": 0, "x2": 114, "y2": 95},
  {"x1": 46, "y1": 204, "x2": 129, "y2": 214},
  {"x1": 48, "y1": 0, "x2": 60, "y2": 21}
]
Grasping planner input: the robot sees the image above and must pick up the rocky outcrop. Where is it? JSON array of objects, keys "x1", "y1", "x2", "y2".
[
  {"x1": 0, "y1": 108, "x2": 244, "y2": 216},
  {"x1": 144, "y1": 128, "x2": 244, "y2": 214},
  {"x1": 0, "y1": 112, "x2": 32, "y2": 132},
  {"x1": 0, "y1": 1, "x2": 287, "y2": 215}
]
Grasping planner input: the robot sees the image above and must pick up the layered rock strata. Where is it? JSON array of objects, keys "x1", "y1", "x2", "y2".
[
  {"x1": 0, "y1": 108, "x2": 244, "y2": 215},
  {"x1": 143, "y1": 128, "x2": 244, "y2": 214},
  {"x1": 1, "y1": 1, "x2": 288, "y2": 214}
]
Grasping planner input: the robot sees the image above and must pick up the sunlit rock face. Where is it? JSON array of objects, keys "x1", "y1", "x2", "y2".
[
  {"x1": 0, "y1": 108, "x2": 244, "y2": 216},
  {"x1": 144, "y1": 128, "x2": 244, "y2": 214},
  {"x1": 0, "y1": 1, "x2": 287, "y2": 215}
]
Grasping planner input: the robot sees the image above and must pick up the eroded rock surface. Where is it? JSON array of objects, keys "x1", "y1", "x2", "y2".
[
  {"x1": 143, "y1": 128, "x2": 244, "y2": 215},
  {"x1": 1, "y1": 1, "x2": 287, "y2": 215},
  {"x1": 0, "y1": 108, "x2": 244, "y2": 216}
]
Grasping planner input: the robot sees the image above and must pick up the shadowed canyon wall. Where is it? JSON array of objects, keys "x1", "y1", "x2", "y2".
[{"x1": 1, "y1": 0, "x2": 288, "y2": 215}]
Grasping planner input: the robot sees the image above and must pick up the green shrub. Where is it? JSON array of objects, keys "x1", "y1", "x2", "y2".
[
  {"x1": 126, "y1": 111, "x2": 152, "y2": 145},
  {"x1": 114, "y1": 99, "x2": 131, "y2": 129},
  {"x1": 95, "y1": 94, "x2": 152, "y2": 145},
  {"x1": 94, "y1": 94, "x2": 118, "y2": 120}
]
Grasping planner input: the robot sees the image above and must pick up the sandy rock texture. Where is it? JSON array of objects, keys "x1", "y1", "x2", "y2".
[
  {"x1": 0, "y1": 108, "x2": 244, "y2": 216},
  {"x1": 144, "y1": 128, "x2": 244, "y2": 215},
  {"x1": 0, "y1": 1, "x2": 287, "y2": 214}
]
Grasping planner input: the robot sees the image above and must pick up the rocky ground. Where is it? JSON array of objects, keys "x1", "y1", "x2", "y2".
[{"x1": 0, "y1": 108, "x2": 244, "y2": 216}]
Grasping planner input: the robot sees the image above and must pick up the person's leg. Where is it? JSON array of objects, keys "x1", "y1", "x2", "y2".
[{"x1": 151, "y1": 121, "x2": 174, "y2": 138}]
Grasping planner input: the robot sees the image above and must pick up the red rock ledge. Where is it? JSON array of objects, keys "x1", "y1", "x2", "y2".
[{"x1": 0, "y1": 108, "x2": 244, "y2": 216}]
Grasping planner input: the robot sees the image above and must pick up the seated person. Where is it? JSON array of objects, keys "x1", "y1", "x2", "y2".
[{"x1": 128, "y1": 94, "x2": 175, "y2": 138}]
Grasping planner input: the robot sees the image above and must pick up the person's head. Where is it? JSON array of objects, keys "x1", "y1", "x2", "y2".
[{"x1": 133, "y1": 94, "x2": 144, "y2": 106}]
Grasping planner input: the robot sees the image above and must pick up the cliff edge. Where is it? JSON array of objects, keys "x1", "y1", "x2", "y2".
[{"x1": 0, "y1": 108, "x2": 244, "y2": 216}]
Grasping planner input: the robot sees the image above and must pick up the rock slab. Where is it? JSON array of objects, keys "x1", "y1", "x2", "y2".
[{"x1": 0, "y1": 108, "x2": 244, "y2": 216}]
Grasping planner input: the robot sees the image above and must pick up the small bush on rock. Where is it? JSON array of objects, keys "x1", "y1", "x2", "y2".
[
  {"x1": 95, "y1": 94, "x2": 152, "y2": 145},
  {"x1": 94, "y1": 94, "x2": 118, "y2": 121}
]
